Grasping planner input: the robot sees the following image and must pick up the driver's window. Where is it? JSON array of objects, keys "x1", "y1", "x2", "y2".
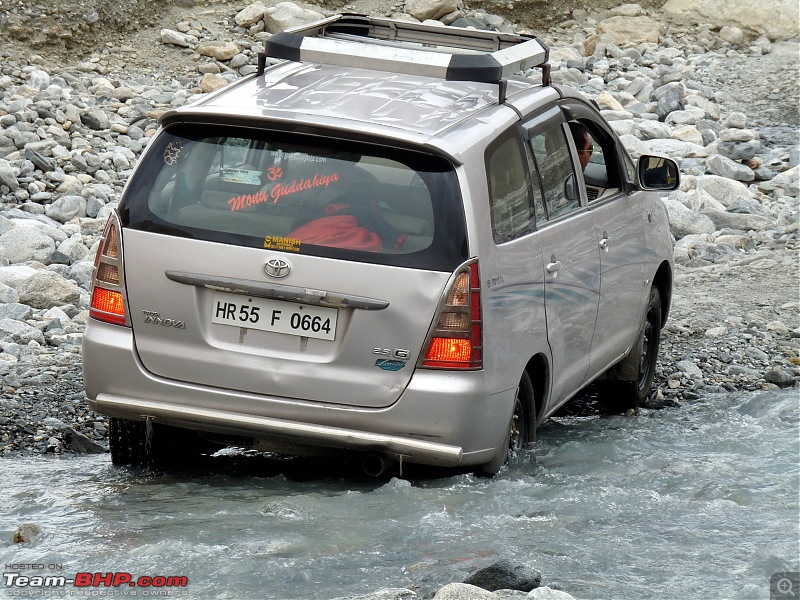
[{"x1": 530, "y1": 126, "x2": 581, "y2": 220}]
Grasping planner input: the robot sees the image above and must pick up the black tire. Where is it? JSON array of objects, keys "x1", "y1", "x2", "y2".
[
  {"x1": 109, "y1": 417, "x2": 148, "y2": 467},
  {"x1": 478, "y1": 372, "x2": 535, "y2": 476},
  {"x1": 109, "y1": 418, "x2": 220, "y2": 468},
  {"x1": 600, "y1": 286, "x2": 662, "y2": 412}
]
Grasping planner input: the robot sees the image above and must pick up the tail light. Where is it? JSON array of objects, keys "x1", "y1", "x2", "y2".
[
  {"x1": 89, "y1": 212, "x2": 130, "y2": 327},
  {"x1": 420, "y1": 260, "x2": 482, "y2": 370}
]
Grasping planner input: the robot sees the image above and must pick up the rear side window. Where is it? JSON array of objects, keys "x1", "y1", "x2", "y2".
[
  {"x1": 530, "y1": 126, "x2": 581, "y2": 220},
  {"x1": 119, "y1": 124, "x2": 467, "y2": 271},
  {"x1": 487, "y1": 135, "x2": 534, "y2": 244}
]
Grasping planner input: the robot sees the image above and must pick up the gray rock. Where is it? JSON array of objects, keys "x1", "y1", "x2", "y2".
[
  {"x1": 706, "y1": 155, "x2": 755, "y2": 182},
  {"x1": 45, "y1": 195, "x2": 88, "y2": 223},
  {"x1": 160, "y1": 29, "x2": 198, "y2": 48},
  {"x1": 717, "y1": 140, "x2": 760, "y2": 162},
  {"x1": 676, "y1": 360, "x2": 703, "y2": 379},
  {"x1": 80, "y1": 109, "x2": 110, "y2": 131},
  {"x1": 17, "y1": 271, "x2": 82, "y2": 309},
  {"x1": 463, "y1": 560, "x2": 540, "y2": 593},
  {"x1": 764, "y1": 368, "x2": 794, "y2": 388},
  {"x1": 662, "y1": 199, "x2": 716, "y2": 239},
  {"x1": 0, "y1": 319, "x2": 45, "y2": 345},
  {"x1": 701, "y1": 209, "x2": 774, "y2": 232},
  {"x1": 0, "y1": 303, "x2": 33, "y2": 321},
  {"x1": 0, "y1": 159, "x2": 20, "y2": 191},
  {"x1": 694, "y1": 175, "x2": 752, "y2": 209},
  {"x1": 0, "y1": 229, "x2": 56, "y2": 264},
  {"x1": 55, "y1": 236, "x2": 89, "y2": 263},
  {"x1": 62, "y1": 427, "x2": 106, "y2": 454},
  {"x1": 432, "y1": 584, "x2": 496, "y2": 600},
  {"x1": 12, "y1": 523, "x2": 42, "y2": 544}
]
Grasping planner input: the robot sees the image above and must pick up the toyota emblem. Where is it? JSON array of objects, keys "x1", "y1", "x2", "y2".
[{"x1": 264, "y1": 257, "x2": 291, "y2": 278}]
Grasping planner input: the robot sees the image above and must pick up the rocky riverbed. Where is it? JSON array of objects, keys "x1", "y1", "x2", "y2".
[{"x1": 0, "y1": 1, "x2": 797, "y2": 461}]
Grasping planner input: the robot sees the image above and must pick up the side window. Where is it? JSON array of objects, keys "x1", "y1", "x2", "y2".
[
  {"x1": 487, "y1": 135, "x2": 533, "y2": 244},
  {"x1": 567, "y1": 115, "x2": 628, "y2": 200},
  {"x1": 529, "y1": 125, "x2": 581, "y2": 220}
]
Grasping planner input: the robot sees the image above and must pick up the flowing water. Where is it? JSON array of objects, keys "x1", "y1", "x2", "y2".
[{"x1": 2, "y1": 389, "x2": 798, "y2": 600}]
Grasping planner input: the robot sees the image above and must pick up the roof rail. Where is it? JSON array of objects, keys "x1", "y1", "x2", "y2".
[{"x1": 259, "y1": 13, "x2": 551, "y2": 89}]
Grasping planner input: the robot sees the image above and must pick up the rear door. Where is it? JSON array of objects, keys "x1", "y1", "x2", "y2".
[
  {"x1": 118, "y1": 124, "x2": 468, "y2": 408},
  {"x1": 522, "y1": 109, "x2": 601, "y2": 407}
]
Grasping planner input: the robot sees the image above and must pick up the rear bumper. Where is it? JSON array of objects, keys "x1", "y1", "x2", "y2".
[
  {"x1": 93, "y1": 393, "x2": 464, "y2": 465},
  {"x1": 83, "y1": 320, "x2": 513, "y2": 467}
]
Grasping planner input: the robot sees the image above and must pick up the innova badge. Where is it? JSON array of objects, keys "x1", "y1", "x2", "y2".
[{"x1": 264, "y1": 257, "x2": 291, "y2": 278}]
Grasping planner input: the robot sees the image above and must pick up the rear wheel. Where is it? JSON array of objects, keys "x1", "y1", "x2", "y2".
[
  {"x1": 599, "y1": 286, "x2": 662, "y2": 413},
  {"x1": 478, "y1": 372, "x2": 535, "y2": 476},
  {"x1": 109, "y1": 418, "x2": 220, "y2": 468},
  {"x1": 109, "y1": 417, "x2": 148, "y2": 467}
]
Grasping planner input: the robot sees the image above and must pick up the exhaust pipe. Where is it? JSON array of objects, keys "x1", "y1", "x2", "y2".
[{"x1": 362, "y1": 453, "x2": 395, "y2": 477}]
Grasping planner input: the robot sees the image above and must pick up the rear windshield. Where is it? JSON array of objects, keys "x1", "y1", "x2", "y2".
[{"x1": 119, "y1": 124, "x2": 468, "y2": 271}]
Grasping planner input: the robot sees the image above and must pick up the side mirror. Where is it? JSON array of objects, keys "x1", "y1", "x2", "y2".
[{"x1": 637, "y1": 155, "x2": 680, "y2": 191}]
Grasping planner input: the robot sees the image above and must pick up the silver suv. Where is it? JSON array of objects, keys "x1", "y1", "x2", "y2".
[{"x1": 82, "y1": 15, "x2": 679, "y2": 475}]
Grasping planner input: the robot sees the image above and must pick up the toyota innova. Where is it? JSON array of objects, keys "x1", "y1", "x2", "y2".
[{"x1": 82, "y1": 15, "x2": 679, "y2": 475}]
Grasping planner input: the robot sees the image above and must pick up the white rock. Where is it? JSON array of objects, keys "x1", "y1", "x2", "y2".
[
  {"x1": 265, "y1": 2, "x2": 325, "y2": 33},
  {"x1": 235, "y1": 1, "x2": 267, "y2": 27},
  {"x1": 160, "y1": 29, "x2": 198, "y2": 48},
  {"x1": 404, "y1": 0, "x2": 458, "y2": 21}
]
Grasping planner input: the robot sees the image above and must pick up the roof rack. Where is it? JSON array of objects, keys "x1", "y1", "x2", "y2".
[{"x1": 258, "y1": 13, "x2": 551, "y2": 95}]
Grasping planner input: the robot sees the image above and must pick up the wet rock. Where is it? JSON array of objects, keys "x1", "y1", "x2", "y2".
[
  {"x1": 463, "y1": 560, "x2": 541, "y2": 593},
  {"x1": 12, "y1": 523, "x2": 42, "y2": 544},
  {"x1": 764, "y1": 368, "x2": 794, "y2": 387}
]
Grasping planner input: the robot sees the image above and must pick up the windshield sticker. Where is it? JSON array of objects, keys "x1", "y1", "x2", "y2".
[
  {"x1": 163, "y1": 141, "x2": 184, "y2": 166},
  {"x1": 263, "y1": 236, "x2": 301, "y2": 252},
  {"x1": 227, "y1": 173, "x2": 340, "y2": 211},
  {"x1": 221, "y1": 168, "x2": 262, "y2": 185},
  {"x1": 267, "y1": 166, "x2": 283, "y2": 181},
  {"x1": 269, "y1": 150, "x2": 328, "y2": 164}
]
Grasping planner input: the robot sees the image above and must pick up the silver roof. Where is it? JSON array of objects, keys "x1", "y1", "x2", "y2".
[{"x1": 172, "y1": 62, "x2": 543, "y2": 139}]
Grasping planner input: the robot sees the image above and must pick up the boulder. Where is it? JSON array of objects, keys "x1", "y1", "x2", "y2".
[
  {"x1": 0, "y1": 229, "x2": 55, "y2": 264},
  {"x1": 700, "y1": 209, "x2": 775, "y2": 232},
  {"x1": 663, "y1": 0, "x2": 799, "y2": 40},
  {"x1": 235, "y1": 1, "x2": 267, "y2": 27},
  {"x1": 661, "y1": 198, "x2": 716, "y2": 239},
  {"x1": 597, "y1": 16, "x2": 661, "y2": 45},
  {"x1": 265, "y1": 2, "x2": 325, "y2": 33},
  {"x1": 17, "y1": 270, "x2": 82, "y2": 309},
  {"x1": 463, "y1": 560, "x2": 541, "y2": 592},
  {"x1": 405, "y1": 0, "x2": 458, "y2": 21},
  {"x1": 707, "y1": 155, "x2": 755, "y2": 182}
]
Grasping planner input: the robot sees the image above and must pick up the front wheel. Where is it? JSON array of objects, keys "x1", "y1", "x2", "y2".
[
  {"x1": 478, "y1": 372, "x2": 535, "y2": 476},
  {"x1": 599, "y1": 286, "x2": 662, "y2": 412}
]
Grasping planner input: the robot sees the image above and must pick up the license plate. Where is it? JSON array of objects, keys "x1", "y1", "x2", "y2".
[{"x1": 211, "y1": 292, "x2": 338, "y2": 340}]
